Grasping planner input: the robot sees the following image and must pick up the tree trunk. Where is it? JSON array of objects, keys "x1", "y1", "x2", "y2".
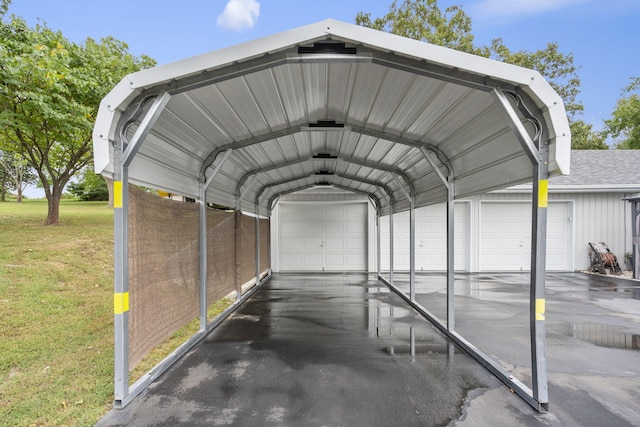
[
  {"x1": 16, "y1": 188, "x2": 22, "y2": 203},
  {"x1": 45, "y1": 188, "x2": 62, "y2": 225},
  {"x1": 0, "y1": 184, "x2": 6, "y2": 202}
]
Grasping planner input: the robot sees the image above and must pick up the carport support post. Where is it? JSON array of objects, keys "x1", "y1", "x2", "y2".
[
  {"x1": 199, "y1": 149, "x2": 233, "y2": 329},
  {"x1": 530, "y1": 147, "x2": 550, "y2": 409},
  {"x1": 446, "y1": 181, "x2": 455, "y2": 330},
  {"x1": 112, "y1": 92, "x2": 171, "y2": 405},
  {"x1": 421, "y1": 147, "x2": 455, "y2": 330},
  {"x1": 113, "y1": 164, "x2": 129, "y2": 402},
  {"x1": 389, "y1": 209, "x2": 394, "y2": 285},
  {"x1": 376, "y1": 213, "x2": 381, "y2": 276},
  {"x1": 255, "y1": 210, "x2": 260, "y2": 287},
  {"x1": 198, "y1": 186, "x2": 207, "y2": 332},
  {"x1": 409, "y1": 198, "x2": 416, "y2": 301}
]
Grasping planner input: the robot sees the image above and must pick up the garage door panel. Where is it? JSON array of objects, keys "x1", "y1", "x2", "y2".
[
  {"x1": 281, "y1": 237, "x2": 302, "y2": 251},
  {"x1": 281, "y1": 221, "x2": 322, "y2": 236},
  {"x1": 303, "y1": 207, "x2": 323, "y2": 220},
  {"x1": 480, "y1": 202, "x2": 571, "y2": 271},
  {"x1": 279, "y1": 203, "x2": 367, "y2": 271},
  {"x1": 281, "y1": 254, "x2": 301, "y2": 267},
  {"x1": 501, "y1": 238, "x2": 529, "y2": 249},
  {"x1": 381, "y1": 202, "x2": 470, "y2": 271},
  {"x1": 303, "y1": 238, "x2": 323, "y2": 251},
  {"x1": 483, "y1": 223, "x2": 499, "y2": 233},
  {"x1": 325, "y1": 254, "x2": 345, "y2": 266},
  {"x1": 324, "y1": 238, "x2": 344, "y2": 250},
  {"x1": 500, "y1": 222, "x2": 526, "y2": 234},
  {"x1": 346, "y1": 222, "x2": 366, "y2": 235},
  {"x1": 346, "y1": 205, "x2": 364, "y2": 218},
  {"x1": 324, "y1": 206, "x2": 344, "y2": 220},
  {"x1": 303, "y1": 254, "x2": 323, "y2": 266},
  {"x1": 325, "y1": 222, "x2": 343, "y2": 235},
  {"x1": 347, "y1": 238, "x2": 365, "y2": 250}
]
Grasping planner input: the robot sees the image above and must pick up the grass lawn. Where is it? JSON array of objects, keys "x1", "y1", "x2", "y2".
[
  {"x1": 0, "y1": 199, "x2": 235, "y2": 426},
  {"x1": 0, "y1": 199, "x2": 115, "y2": 426}
]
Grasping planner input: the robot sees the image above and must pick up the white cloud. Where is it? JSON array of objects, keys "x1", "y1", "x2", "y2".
[
  {"x1": 471, "y1": 0, "x2": 590, "y2": 19},
  {"x1": 217, "y1": 0, "x2": 260, "y2": 31}
]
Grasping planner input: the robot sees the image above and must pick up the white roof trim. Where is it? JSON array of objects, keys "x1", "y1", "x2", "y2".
[{"x1": 497, "y1": 184, "x2": 640, "y2": 193}]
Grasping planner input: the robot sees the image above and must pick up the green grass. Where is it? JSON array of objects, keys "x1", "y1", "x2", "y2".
[
  {"x1": 0, "y1": 199, "x2": 233, "y2": 426},
  {"x1": 0, "y1": 199, "x2": 114, "y2": 426}
]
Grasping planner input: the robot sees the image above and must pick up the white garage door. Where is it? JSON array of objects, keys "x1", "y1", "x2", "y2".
[
  {"x1": 278, "y1": 203, "x2": 368, "y2": 272},
  {"x1": 380, "y1": 203, "x2": 469, "y2": 271},
  {"x1": 480, "y1": 202, "x2": 572, "y2": 271}
]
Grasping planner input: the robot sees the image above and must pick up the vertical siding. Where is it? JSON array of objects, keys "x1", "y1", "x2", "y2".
[{"x1": 561, "y1": 192, "x2": 632, "y2": 271}]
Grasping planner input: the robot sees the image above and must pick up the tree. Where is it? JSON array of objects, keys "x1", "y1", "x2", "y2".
[
  {"x1": 0, "y1": 14, "x2": 155, "y2": 224},
  {"x1": 68, "y1": 166, "x2": 109, "y2": 201},
  {"x1": 488, "y1": 39, "x2": 583, "y2": 123},
  {"x1": 356, "y1": 0, "x2": 588, "y2": 148},
  {"x1": 605, "y1": 77, "x2": 640, "y2": 149},
  {"x1": 0, "y1": 0, "x2": 9, "y2": 19},
  {"x1": 569, "y1": 120, "x2": 608, "y2": 150},
  {"x1": 0, "y1": 149, "x2": 36, "y2": 201},
  {"x1": 0, "y1": 158, "x2": 8, "y2": 201},
  {"x1": 355, "y1": 0, "x2": 484, "y2": 54}
]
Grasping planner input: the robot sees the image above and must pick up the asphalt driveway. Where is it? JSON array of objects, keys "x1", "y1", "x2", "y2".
[{"x1": 96, "y1": 272, "x2": 640, "y2": 426}]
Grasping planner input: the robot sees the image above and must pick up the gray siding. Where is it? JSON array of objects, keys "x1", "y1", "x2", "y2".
[{"x1": 556, "y1": 192, "x2": 632, "y2": 271}]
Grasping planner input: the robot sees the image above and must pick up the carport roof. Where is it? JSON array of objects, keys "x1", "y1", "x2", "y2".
[{"x1": 93, "y1": 19, "x2": 570, "y2": 216}]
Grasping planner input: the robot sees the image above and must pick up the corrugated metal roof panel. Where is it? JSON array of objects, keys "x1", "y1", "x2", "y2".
[{"x1": 94, "y1": 19, "x2": 571, "y2": 217}]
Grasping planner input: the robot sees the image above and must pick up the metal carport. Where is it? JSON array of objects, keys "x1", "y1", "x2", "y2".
[{"x1": 93, "y1": 19, "x2": 570, "y2": 411}]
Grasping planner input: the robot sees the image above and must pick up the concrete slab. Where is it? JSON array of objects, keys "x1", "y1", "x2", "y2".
[{"x1": 96, "y1": 272, "x2": 640, "y2": 426}]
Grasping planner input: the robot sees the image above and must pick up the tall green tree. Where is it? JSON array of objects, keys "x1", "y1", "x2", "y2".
[
  {"x1": 488, "y1": 39, "x2": 582, "y2": 122},
  {"x1": 356, "y1": 0, "x2": 597, "y2": 149},
  {"x1": 0, "y1": 0, "x2": 9, "y2": 19},
  {"x1": 0, "y1": 14, "x2": 155, "y2": 224},
  {"x1": 605, "y1": 77, "x2": 640, "y2": 149},
  {"x1": 569, "y1": 120, "x2": 608, "y2": 150},
  {"x1": 68, "y1": 166, "x2": 109, "y2": 202},
  {"x1": 355, "y1": 0, "x2": 484, "y2": 54},
  {"x1": 0, "y1": 149, "x2": 36, "y2": 202}
]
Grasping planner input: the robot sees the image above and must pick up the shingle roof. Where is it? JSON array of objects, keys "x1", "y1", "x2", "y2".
[
  {"x1": 550, "y1": 150, "x2": 640, "y2": 187},
  {"x1": 501, "y1": 150, "x2": 640, "y2": 193}
]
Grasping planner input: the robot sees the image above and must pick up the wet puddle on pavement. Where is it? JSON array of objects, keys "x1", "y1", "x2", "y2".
[{"x1": 572, "y1": 323, "x2": 640, "y2": 350}]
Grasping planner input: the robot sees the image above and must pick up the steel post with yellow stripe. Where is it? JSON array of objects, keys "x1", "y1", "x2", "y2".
[
  {"x1": 493, "y1": 88, "x2": 550, "y2": 411},
  {"x1": 113, "y1": 170, "x2": 130, "y2": 405},
  {"x1": 530, "y1": 154, "x2": 550, "y2": 410},
  {"x1": 112, "y1": 93, "x2": 171, "y2": 407}
]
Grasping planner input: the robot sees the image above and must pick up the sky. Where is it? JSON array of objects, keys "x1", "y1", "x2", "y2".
[{"x1": 5, "y1": 0, "x2": 640, "y2": 196}]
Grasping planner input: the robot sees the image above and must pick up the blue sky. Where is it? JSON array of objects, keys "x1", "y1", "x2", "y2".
[
  {"x1": 8, "y1": 0, "x2": 640, "y2": 127},
  {"x1": 5, "y1": 0, "x2": 640, "y2": 195}
]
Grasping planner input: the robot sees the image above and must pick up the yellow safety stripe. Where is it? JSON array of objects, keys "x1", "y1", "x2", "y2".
[
  {"x1": 538, "y1": 179, "x2": 548, "y2": 208},
  {"x1": 535, "y1": 298, "x2": 545, "y2": 321},
  {"x1": 114, "y1": 292, "x2": 129, "y2": 314},
  {"x1": 114, "y1": 181, "x2": 123, "y2": 209}
]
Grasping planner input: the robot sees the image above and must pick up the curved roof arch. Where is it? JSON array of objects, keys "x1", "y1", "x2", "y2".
[
  {"x1": 93, "y1": 19, "x2": 570, "y2": 216},
  {"x1": 254, "y1": 172, "x2": 396, "y2": 209}
]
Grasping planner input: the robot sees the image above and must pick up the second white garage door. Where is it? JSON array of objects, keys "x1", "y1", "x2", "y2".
[
  {"x1": 379, "y1": 203, "x2": 470, "y2": 271},
  {"x1": 480, "y1": 201, "x2": 573, "y2": 271},
  {"x1": 278, "y1": 203, "x2": 368, "y2": 272}
]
